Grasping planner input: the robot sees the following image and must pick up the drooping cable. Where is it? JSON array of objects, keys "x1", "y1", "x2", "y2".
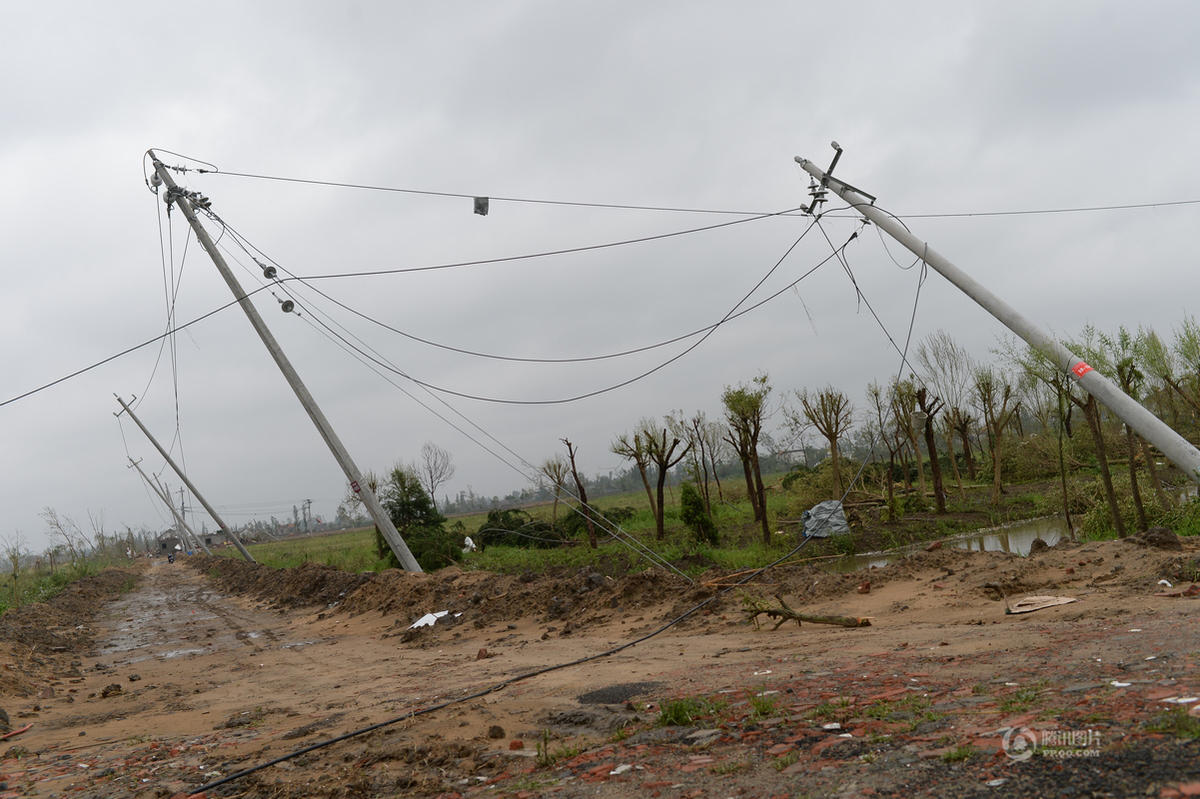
[
  {"x1": 1, "y1": 203, "x2": 809, "y2": 411},
  {"x1": 215, "y1": 212, "x2": 822, "y2": 365},
  {"x1": 260, "y1": 223, "x2": 842, "y2": 406}
]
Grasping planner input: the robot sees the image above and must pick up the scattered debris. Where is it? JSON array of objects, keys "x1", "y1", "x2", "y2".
[
  {"x1": 1155, "y1": 584, "x2": 1200, "y2": 598},
  {"x1": 800, "y1": 500, "x2": 850, "y2": 539},
  {"x1": 409, "y1": 610, "x2": 450, "y2": 629},
  {"x1": 0, "y1": 723, "x2": 32, "y2": 741},
  {"x1": 1004, "y1": 595, "x2": 1077, "y2": 615}
]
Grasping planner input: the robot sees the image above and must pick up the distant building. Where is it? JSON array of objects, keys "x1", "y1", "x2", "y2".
[{"x1": 157, "y1": 534, "x2": 182, "y2": 553}]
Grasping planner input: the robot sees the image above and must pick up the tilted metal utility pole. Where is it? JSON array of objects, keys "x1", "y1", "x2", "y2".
[
  {"x1": 147, "y1": 151, "x2": 423, "y2": 572},
  {"x1": 795, "y1": 147, "x2": 1200, "y2": 483},
  {"x1": 127, "y1": 458, "x2": 211, "y2": 555},
  {"x1": 116, "y1": 395, "x2": 256, "y2": 562}
]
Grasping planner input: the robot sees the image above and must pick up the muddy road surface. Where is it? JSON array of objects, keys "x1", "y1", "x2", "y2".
[{"x1": 3, "y1": 533, "x2": 1200, "y2": 798}]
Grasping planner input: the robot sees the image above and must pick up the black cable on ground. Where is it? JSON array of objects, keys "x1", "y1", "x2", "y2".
[{"x1": 189, "y1": 528, "x2": 825, "y2": 796}]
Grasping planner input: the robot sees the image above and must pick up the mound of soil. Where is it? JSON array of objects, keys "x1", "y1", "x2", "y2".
[
  {"x1": 190, "y1": 556, "x2": 703, "y2": 635},
  {"x1": 0, "y1": 566, "x2": 142, "y2": 697}
]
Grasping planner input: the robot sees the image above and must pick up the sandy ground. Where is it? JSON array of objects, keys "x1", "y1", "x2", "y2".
[{"x1": 2, "y1": 532, "x2": 1200, "y2": 798}]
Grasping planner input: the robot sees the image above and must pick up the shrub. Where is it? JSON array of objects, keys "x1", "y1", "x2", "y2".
[{"x1": 680, "y1": 483, "x2": 718, "y2": 545}]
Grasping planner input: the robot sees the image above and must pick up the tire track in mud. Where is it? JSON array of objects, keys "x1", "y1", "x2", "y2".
[{"x1": 14, "y1": 560, "x2": 353, "y2": 797}]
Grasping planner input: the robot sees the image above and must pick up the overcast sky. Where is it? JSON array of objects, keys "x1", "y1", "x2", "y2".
[{"x1": 3, "y1": 1, "x2": 1199, "y2": 553}]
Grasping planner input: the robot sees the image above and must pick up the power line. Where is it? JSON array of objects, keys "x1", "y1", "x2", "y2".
[
  {"x1": 216, "y1": 212, "x2": 821, "y2": 365},
  {"x1": 274, "y1": 206, "x2": 807, "y2": 281},
  {"x1": 199, "y1": 166, "x2": 809, "y2": 218},
  {"x1": 901, "y1": 198, "x2": 1200, "y2": 218},
  {"x1": 273, "y1": 221, "x2": 846, "y2": 406},
  {"x1": 0, "y1": 206, "x2": 800, "y2": 411},
  {"x1": 195, "y1": 163, "x2": 1200, "y2": 220}
]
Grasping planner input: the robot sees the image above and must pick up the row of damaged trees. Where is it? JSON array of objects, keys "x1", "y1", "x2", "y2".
[
  {"x1": 860, "y1": 320, "x2": 1200, "y2": 535},
  {"x1": 364, "y1": 317, "x2": 1200, "y2": 561}
]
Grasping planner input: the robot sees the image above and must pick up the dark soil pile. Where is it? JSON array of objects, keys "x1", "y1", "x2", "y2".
[
  {"x1": 192, "y1": 555, "x2": 373, "y2": 609},
  {"x1": 0, "y1": 566, "x2": 142, "y2": 697},
  {"x1": 189, "y1": 556, "x2": 703, "y2": 633}
]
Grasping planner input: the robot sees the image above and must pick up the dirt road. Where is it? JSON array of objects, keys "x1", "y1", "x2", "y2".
[{"x1": 3, "y1": 534, "x2": 1200, "y2": 797}]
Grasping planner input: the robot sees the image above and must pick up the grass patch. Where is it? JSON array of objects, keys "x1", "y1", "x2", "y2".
[
  {"x1": 535, "y1": 731, "x2": 582, "y2": 767},
  {"x1": 659, "y1": 696, "x2": 725, "y2": 726},
  {"x1": 941, "y1": 744, "x2": 977, "y2": 763},
  {"x1": 772, "y1": 751, "x2": 800, "y2": 771},
  {"x1": 999, "y1": 684, "x2": 1045, "y2": 713},
  {"x1": 1145, "y1": 708, "x2": 1200, "y2": 739},
  {"x1": 749, "y1": 692, "x2": 779, "y2": 720},
  {"x1": 0, "y1": 561, "x2": 103, "y2": 615}
]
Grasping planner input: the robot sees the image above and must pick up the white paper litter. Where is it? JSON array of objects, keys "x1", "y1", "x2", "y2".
[{"x1": 409, "y1": 610, "x2": 450, "y2": 629}]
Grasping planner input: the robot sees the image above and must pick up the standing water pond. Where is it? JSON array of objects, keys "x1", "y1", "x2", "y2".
[{"x1": 830, "y1": 515, "x2": 1071, "y2": 572}]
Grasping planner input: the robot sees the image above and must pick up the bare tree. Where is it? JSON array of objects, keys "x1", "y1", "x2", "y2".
[
  {"x1": 40, "y1": 507, "x2": 92, "y2": 565},
  {"x1": 917, "y1": 330, "x2": 975, "y2": 491},
  {"x1": 891, "y1": 379, "x2": 926, "y2": 498},
  {"x1": 866, "y1": 382, "x2": 906, "y2": 520},
  {"x1": 561, "y1": 438, "x2": 598, "y2": 548},
  {"x1": 972, "y1": 367, "x2": 1021, "y2": 507},
  {"x1": 612, "y1": 424, "x2": 657, "y2": 520},
  {"x1": 417, "y1": 442, "x2": 455, "y2": 512},
  {"x1": 797, "y1": 386, "x2": 854, "y2": 497},
  {"x1": 642, "y1": 425, "x2": 692, "y2": 540},
  {"x1": 539, "y1": 455, "x2": 570, "y2": 533},
  {"x1": 914, "y1": 387, "x2": 947, "y2": 513},
  {"x1": 2, "y1": 532, "x2": 26, "y2": 606}
]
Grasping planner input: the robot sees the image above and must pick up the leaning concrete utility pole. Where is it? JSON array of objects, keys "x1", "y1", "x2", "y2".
[
  {"x1": 156, "y1": 477, "x2": 209, "y2": 554},
  {"x1": 795, "y1": 146, "x2": 1200, "y2": 483},
  {"x1": 147, "y1": 151, "x2": 423, "y2": 572},
  {"x1": 116, "y1": 395, "x2": 256, "y2": 562},
  {"x1": 127, "y1": 458, "x2": 211, "y2": 555}
]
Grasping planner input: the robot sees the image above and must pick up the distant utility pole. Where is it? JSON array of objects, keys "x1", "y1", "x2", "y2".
[
  {"x1": 115, "y1": 395, "x2": 256, "y2": 562},
  {"x1": 127, "y1": 458, "x2": 211, "y2": 555},
  {"x1": 795, "y1": 145, "x2": 1200, "y2": 483},
  {"x1": 148, "y1": 150, "x2": 422, "y2": 573}
]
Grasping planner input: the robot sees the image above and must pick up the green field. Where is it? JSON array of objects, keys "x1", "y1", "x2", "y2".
[{"x1": 206, "y1": 463, "x2": 1200, "y2": 577}]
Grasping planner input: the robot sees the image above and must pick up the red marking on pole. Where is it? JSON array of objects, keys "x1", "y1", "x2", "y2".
[
  {"x1": 351, "y1": 480, "x2": 361, "y2": 494},
  {"x1": 1071, "y1": 361, "x2": 1093, "y2": 378}
]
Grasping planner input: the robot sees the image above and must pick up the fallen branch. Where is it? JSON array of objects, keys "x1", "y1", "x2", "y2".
[{"x1": 743, "y1": 594, "x2": 871, "y2": 630}]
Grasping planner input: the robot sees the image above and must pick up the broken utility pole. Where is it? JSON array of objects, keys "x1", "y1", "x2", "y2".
[
  {"x1": 115, "y1": 395, "x2": 255, "y2": 562},
  {"x1": 127, "y1": 458, "x2": 211, "y2": 555},
  {"x1": 795, "y1": 145, "x2": 1200, "y2": 484},
  {"x1": 148, "y1": 151, "x2": 422, "y2": 572}
]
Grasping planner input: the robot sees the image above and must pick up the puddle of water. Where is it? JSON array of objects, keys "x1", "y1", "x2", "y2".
[
  {"x1": 157, "y1": 648, "x2": 208, "y2": 660},
  {"x1": 829, "y1": 516, "x2": 1071, "y2": 573}
]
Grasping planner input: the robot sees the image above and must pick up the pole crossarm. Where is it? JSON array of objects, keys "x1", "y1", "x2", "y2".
[
  {"x1": 794, "y1": 151, "x2": 1200, "y2": 484},
  {"x1": 147, "y1": 151, "x2": 423, "y2": 572}
]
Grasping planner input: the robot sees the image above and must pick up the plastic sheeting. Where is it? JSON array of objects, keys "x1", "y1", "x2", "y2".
[{"x1": 801, "y1": 499, "x2": 850, "y2": 538}]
